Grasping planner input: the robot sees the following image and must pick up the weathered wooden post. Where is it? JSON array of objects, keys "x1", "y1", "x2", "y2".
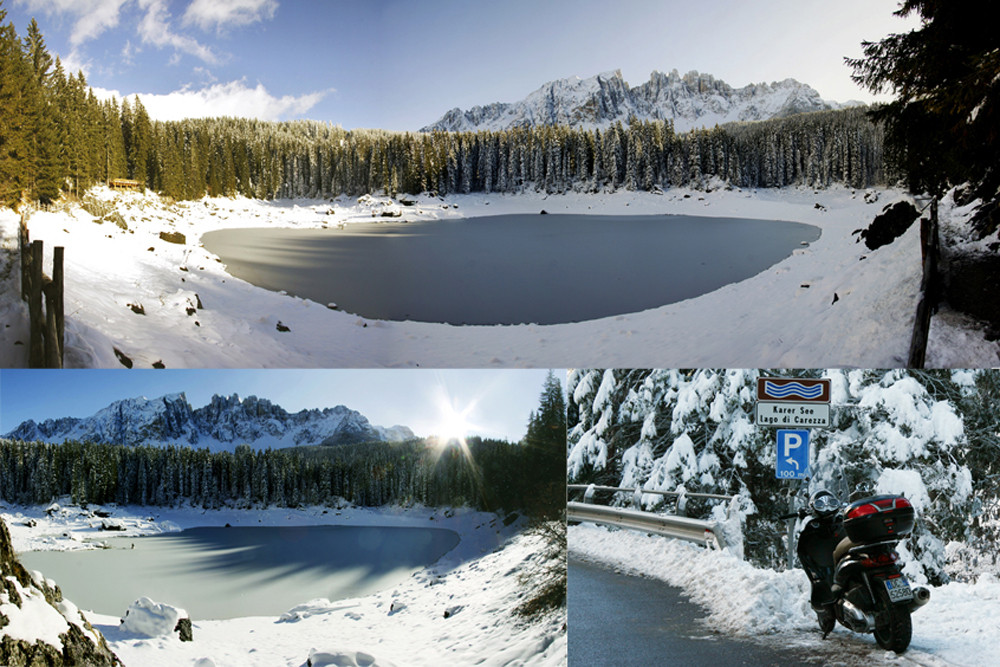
[
  {"x1": 28, "y1": 240, "x2": 45, "y2": 367},
  {"x1": 19, "y1": 213, "x2": 29, "y2": 301},
  {"x1": 907, "y1": 198, "x2": 939, "y2": 368},
  {"x1": 44, "y1": 280, "x2": 61, "y2": 368},
  {"x1": 53, "y1": 246, "x2": 65, "y2": 366}
]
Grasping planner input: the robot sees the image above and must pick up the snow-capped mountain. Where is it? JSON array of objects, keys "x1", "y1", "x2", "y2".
[
  {"x1": 422, "y1": 69, "x2": 848, "y2": 134},
  {"x1": 4, "y1": 393, "x2": 415, "y2": 451}
]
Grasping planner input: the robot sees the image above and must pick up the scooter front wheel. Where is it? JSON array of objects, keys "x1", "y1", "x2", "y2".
[
  {"x1": 816, "y1": 609, "x2": 835, "y2": 637},
  {"x1": 872, "y1": 585, "x2": 912, "y2": 653}
]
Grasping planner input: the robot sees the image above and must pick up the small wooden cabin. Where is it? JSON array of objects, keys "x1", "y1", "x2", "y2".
[{"x1": 108, "y1": 179, "x2": 142, "y2": 191}]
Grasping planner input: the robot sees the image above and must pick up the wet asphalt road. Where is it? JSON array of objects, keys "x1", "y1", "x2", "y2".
[{"x1": 569, "y1": 556, "x2": 826, "y2": 666}]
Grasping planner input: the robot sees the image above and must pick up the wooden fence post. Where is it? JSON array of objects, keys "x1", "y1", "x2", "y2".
[
  {"x1": 53, "y1": 246, "x2": 65, "y2": 365},
  {"x1": 44, "y1": 281, "x2": 61, "y2": 368},
  {"x1": 19, "y1": 209, "x2": 67, "y2": 368},
  {"x1": 19, "y1": 213, "x2": 29, "y2": 301},
  {"x1": 28, "y1": 240, "x2": 45, "y2": 367},
  {"x1": 907, "y1": 198, "x2": 939, "y2": 368}
]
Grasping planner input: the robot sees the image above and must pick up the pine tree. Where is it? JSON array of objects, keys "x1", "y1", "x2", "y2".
[
  {"x1": 847, "y1": 0, "x2": 1000, "y2": 234},
  {"x1": 521, "y1": 371, "x2": 567, "y2": 519},
  {"x1": 0, "y1": 8, "x2": 34, "y2": 206}
]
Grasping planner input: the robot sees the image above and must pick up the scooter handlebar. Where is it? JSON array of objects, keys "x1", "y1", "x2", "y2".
[{"x1": 778, "y1": 509, "x2": 806, "y2": 520}]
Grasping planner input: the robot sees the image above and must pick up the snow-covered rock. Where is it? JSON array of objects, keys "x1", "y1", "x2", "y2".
[
  {"x1": 307, "y1": 648, "x2": 394, "y2": 667},
  {"x1": 422, "y1": 69, "x2": 846, "y2": 134},
  {"x1": 0, "y1": 517, "x2": 120, "y2": 665},
  {"x1": 120, "y1": 597, "x2": 188, "y2": 639}
]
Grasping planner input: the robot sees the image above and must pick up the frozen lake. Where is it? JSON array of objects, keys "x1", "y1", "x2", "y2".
[
  {"x1": 20, "y1": 525, "x2": 459, "y2": 619},
  {"x1": 202, "y1": 213, "x2": 820, "y2": 325}
]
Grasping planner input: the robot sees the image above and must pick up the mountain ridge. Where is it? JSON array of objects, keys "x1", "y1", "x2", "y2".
[
  {"x1": 422, "y1": 68, "x2": 853, "y2": 134},
  {"x1": 4, "y1": 393, "x2": 415, "y2": 452}
]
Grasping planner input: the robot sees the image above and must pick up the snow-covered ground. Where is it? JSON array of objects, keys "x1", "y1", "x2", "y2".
[
  {"x1": 1, "y1": 184, "x2": 995, "y2": 368},
  {"x1": 2, "y1": 502, "x2": 566, "y2": 666},
  {"x1": 570, "y1": 522, "x2": 1000, "y2": 666}
]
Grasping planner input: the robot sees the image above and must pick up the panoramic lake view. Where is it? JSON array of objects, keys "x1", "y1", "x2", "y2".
[
  {"x1": 20, "y1": 525, "x2": 460, "y2": 619},
  {"x1": 202, "y1": 214, "x2": 821, "y2": 325}
]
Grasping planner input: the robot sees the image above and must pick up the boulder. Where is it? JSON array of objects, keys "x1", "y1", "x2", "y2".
[
  {"x1": 120, "y1": 596, "x2": 192, "y2": 641},
  {"x1": 159, "y1": 230, "x2": 186, "y2": 244},
  {"x1": 1, "y1": 517, "x2": 121, "y2": 666},
  {"x1": 856, "y1": 201, "x2": 920, "y2": 250}
]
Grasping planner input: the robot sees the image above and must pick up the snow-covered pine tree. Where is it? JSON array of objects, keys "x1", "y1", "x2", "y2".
[{"x1": 569, "y1": 369, "x2": 995, "y2": 582}]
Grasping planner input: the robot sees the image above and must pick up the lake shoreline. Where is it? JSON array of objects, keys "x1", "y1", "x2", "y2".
[
  {"x1": 20, "y1": 524, "x2": 465, "y2": 619},
  {"x1": 202, "y1": 213, "x2": 820, "y2": 326}
]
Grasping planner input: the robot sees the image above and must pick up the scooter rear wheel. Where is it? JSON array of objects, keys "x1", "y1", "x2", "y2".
[{"x1": 872, "y1": 585, "x2": 911, "y2": 653}]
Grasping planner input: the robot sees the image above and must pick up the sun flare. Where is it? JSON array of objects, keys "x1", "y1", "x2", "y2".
[{"x1": 434, "y1": 401, "x2": 475, "y2": 444}]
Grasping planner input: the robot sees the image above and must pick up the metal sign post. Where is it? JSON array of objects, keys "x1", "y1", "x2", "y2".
[{"x1": 756, "y1": 377, "x2": 831, "y2": 570}]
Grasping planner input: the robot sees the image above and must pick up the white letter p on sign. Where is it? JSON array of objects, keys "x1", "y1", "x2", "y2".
[{"x1": 783, "y1": 432, "x2": 803, "y2": 458}]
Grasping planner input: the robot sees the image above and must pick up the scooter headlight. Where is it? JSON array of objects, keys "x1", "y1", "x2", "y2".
[{"x1": 810, "y1": 491, "x2": 840, "y2": 515}]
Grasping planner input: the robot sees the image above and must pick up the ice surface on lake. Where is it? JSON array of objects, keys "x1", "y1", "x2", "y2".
[
  {"x1": 202, "y1": 213, "x2": 819, "y2": 325},
  {"x1": 21, "y1": 525, "x2": 460, "y2": 619}
]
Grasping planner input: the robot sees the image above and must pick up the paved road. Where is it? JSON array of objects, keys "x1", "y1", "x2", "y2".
[{"x1": 569, "y1": 556, "x2": 826, "y2": 666}]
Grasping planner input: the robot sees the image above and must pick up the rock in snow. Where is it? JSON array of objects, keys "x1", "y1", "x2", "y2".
[{"x1": 0, "y1": 517, "x2": 121, "y2": 666}]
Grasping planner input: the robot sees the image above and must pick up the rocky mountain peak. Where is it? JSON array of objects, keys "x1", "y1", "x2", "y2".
[
  {"x1": 421, "y1": 68, "x2": 844, "y2": 134},
  {"x1": 3, "y1": 394, "x2": 415, "y2": 452}
]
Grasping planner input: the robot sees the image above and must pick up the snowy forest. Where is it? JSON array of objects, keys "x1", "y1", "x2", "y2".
[
  {"x1": 0, "y1": 435, "x2": 526, "y2": 514},
  {"x1": 567, "y1": 369, "x2": 1000, "y2": 583},
  {"x1": 0, "y1": 8, "x2": 889, "y2": 208}
]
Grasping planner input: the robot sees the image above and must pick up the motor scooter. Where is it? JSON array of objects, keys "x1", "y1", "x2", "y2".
[{"x1": 780, "y1": 490, "x2": 930, "y2": 653}]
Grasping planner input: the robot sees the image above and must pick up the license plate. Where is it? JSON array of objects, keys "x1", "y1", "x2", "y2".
[{"x1": 884, "y1": 577, "x2": 914, "y2": 603}]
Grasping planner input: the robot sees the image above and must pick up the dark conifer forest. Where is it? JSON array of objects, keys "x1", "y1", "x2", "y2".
[
  {"x1": 0, "y1": 436, "x2": 539, "y2": 515},
  {"x1": 1, "y1": 6, "x2": 891, "y2": 210}
]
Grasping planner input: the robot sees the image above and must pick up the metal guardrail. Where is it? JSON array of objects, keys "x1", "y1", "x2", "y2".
[
  {"x1": 567, "y1": 484, "x2": 734, "y2": 549},
  {"x1": 567, "y1": 502, "x2": 727, "y2": 549}
]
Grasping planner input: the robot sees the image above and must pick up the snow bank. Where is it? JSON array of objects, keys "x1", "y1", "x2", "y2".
[
  {"x1": 308, "y1": 648, "x2": 394, "y2": 667},
  {"x1": 569, "y1": 523, "x2": 813, "y2": 635},
  {"x1": 571, "y1": 523, "x2": 1000, "y2": 666}
]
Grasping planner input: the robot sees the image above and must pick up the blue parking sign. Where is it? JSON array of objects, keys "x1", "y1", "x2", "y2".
[{"x1": 776, "y1": 429, "x2": 810, "y2": 479}]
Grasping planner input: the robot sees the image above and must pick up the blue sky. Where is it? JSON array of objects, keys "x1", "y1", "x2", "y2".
[
  {"x1": 4, "y1": 0, "x2": 920, "y2": 130},
  {"x1": 0, "y1": 369, "x2": 559, "y2": 442}
]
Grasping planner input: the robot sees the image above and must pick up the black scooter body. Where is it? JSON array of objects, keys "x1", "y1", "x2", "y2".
[{"x1": 796, "y1": 511, "x2": 845, "y2": 609}]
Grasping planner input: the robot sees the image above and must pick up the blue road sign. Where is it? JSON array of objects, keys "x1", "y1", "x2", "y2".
[{"x1": 776, "y1": 429, "x2": 810, "y2": 479}]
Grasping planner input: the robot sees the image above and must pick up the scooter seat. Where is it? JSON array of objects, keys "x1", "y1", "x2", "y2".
[{"x1": 833, "y1": 536, "x2": 856, "y2": 564}]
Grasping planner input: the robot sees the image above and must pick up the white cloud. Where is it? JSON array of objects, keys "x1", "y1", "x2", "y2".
[
  {"x1": 16, "y1": 0, "x2": 129, "y2": 46},
  {"x1": 61, "y1": 49, "x2": 92, "y2": 77},
  {"x1": 120, "y1": 79, "x2": 327, "y2": 121},
  {"x1": 121, "y1": 39, "x2": 137, "y2": 66},
  {"x1": 137, "y1": 0, "x2": 219, "y2": 64},
  {"x1": 182, "y1": 0, "x2": 278, "y2": 32}
]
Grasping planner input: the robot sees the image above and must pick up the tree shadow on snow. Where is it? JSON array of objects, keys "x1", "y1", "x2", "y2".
[{"x1": 146, "y1": 525, "x2": 461, "y2": 586}]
